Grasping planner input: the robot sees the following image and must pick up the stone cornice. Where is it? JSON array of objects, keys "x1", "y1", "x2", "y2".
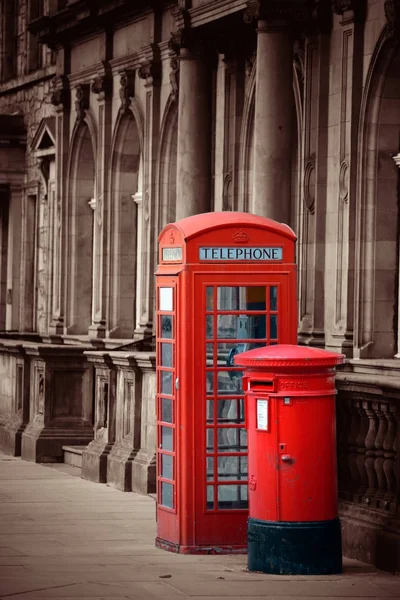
[
  {"x1": 189, "y1": 0, "x2": 247, "y2": 27},
  {"x1": 28, "y1": 0, "x2": 161, "y2": 49},
  {"x1": 243, "y1": 0, "x2": 332, "y2": 34},
  {"x1": 109, "y1": 54, "x2": 141, "y2": 75}
]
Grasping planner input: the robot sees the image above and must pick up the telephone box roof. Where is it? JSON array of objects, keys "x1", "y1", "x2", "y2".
[{"x1": 159, "y1": 212, "x2": 296, "y2": 242}]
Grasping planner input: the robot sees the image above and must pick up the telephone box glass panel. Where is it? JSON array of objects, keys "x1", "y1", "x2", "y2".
[
  {"x1": 157, "y1": 285, "x2": 176, "y2": 511},
  {"x1": 204, "y1": 284, "x2": 280, "y2": 512}
]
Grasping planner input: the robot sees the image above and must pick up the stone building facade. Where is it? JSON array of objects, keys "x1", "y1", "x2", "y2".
[{"x1": 0, "y1": 0, "x2": 399, "y2": 572}]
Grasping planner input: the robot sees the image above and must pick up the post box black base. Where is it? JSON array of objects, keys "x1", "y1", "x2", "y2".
[{"x1": 248, "y1": 517, "x2": 342, "y2": 575}]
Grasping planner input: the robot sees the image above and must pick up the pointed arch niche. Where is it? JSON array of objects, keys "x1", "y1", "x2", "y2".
[
  {"x1": 66, "y1": 121, "x2": 96, "y2": 334},
  {"x1": 157, "y1": 97, "x2": 178, "y2": 231},
  {"x1": 355, "y1": 33, "x2": 400, "y2": 358},
  {"x1": 108, "y1": 111, "x2": 142, "y2": 338}
]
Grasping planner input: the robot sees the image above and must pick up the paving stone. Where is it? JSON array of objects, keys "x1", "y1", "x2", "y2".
[{"x1": 0, "y1": 453, "x2": 399, "y2": 600}]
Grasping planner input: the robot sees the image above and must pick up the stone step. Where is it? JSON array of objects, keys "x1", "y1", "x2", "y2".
[{"x1": 62, "y1": 445, "x2": 87, "y2": 469}]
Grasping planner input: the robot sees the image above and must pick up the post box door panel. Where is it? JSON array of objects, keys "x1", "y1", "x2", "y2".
[
  {"x1": 193, "y1": 274, "x2": 294, "y2": 544},
  {"x1": 156, "y1": 278, "x2": 179, "y2": 543},
  {"x1": 276, "y1": 396, "x2": 338, "y2": 522}
]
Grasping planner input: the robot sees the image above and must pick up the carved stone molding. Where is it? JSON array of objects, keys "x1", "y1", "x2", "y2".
[
  {"x1": 169, "y1": 7, "x2": 191, "y2": 54},
  {"x1": 392, "y1": 152, "x2": 400, "y2": 168},
  {"x1": 333, "y1": 0, "x2": 366, "y2": 23},
  {"x1": 304, "y1": 155, "x2": 316, "y2": 213},
  {"x1": 138, "y1": 61, "x2": 161, "y2": 85},
  {"x1": 138, "y1": 44, "x2": 161, "y2": 86},
  {"x1": 118, "y1": 69, "x2": 135, "y2": 114},
  {"x1": 75, "y1": 84, "x2": 90, "y2": 122},
  {"x1": 91, "y1": 74, "x2": 112, "y2": 100},
  {"x1": 50, "y1": 75, "x2": 70, "y2": 111},
  {"x1": 293, "y1": 36, "x2": 305, "y2": 82},
  {"x1": 339, "y1": 160, "x2": 349, "y2": 202},
  {"x1": 169, "y1": 57, "x2": 179, "y2": 101},
  {"x1": 385, "y1": 0, "x2": 400, "y2": 38}
]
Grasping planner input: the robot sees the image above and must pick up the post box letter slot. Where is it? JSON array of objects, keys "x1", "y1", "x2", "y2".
[
  {"x1": 256, "y1": 398, "x2": 269, "y2": 431},
  {"x1": 250, "y1": 379, "x2": 275, "y2": 391}
]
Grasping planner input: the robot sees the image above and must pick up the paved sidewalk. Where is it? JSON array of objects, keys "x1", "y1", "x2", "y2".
[{"x1": 0, "y1": 452, "x2": 398, "y2": 600}]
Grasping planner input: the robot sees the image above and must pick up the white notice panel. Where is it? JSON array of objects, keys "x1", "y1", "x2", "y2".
[
  {"x1": 159, "y1": 287, "x2": 173, "y2": 311},
  {"x1": 256, "y1": 399, "x2": 269, "y2": 431}
]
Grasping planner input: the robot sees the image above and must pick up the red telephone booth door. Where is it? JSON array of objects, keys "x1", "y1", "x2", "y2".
[
  {"x1": 193, "y1": 272, "x2": 296, "y2": 546},
  {"x1": 156, "y1": 276, "x2": 179, "y2": 542}
]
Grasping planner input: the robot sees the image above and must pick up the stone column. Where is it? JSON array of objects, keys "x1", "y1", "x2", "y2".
[
  {"x1": 252, "y1": 20, "x2": 293, "y2": 222},
  {"x1": 49, "y1": 71, "x2": 70, "y2": 335},
  {"x1": 89, "y1": 72, "x2": 112, "y2": 338},
  {"x1": 6, "y1": 185, "x2": 23, "y2": 331},
  {"x1": 175, "y1": 45, "x2": 211, "y2": 220},
  {"x1": 393, "y1": 152, "x2": 400, "y2": 357}
]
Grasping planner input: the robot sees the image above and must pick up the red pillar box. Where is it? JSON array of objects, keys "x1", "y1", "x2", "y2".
[
  {"x1": 234, "y1": 344, "x2": 345, "y2": 575},
  {"x1": 155, "y1": 212, "x2": 297, "y2": 554}
]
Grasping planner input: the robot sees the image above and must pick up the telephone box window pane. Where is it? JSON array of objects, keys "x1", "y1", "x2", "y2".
[
  {"x1": 206, "y1": 372, "x2": 214, "y2": 394},
  {"x1": 217, "y1": 399, "x2": 244, "y2": 424},
  {"x1": 217, "y1": 428, "x2": 247, "y2": 452},
  {"x1": 270, "y1": 314, "x2": 278, "y2": 339},
  {"x1": 161, "y1": 398, "x2": 173, "y2": 423},
  {"x1": 159, "y1": 287, "x2": 173, "y2": 311},
  {"x1": 217, "y1": 485, "x2": 248, "y2": 509},
  {"x1": 217, "y1": 315, "x2": 266, "y2": 340},
  {"x1": 206, "y1": 400, "x2": 214, "y2": 423},
  {"x1": 217, "y1": 287, "x2": 242, "y2": 310},
  {"x1": 217, "y1": 370, "x2": 243, "y2": 394},
  {"x1": 206, "y1": 287, "x2": 214, "y2": 311},
  {"x1": 217, "y1": 456, "x2": 248, "y2": 481},
  {"x1": 207, "y1": 485, "x2": 214, "y2": 509},
  {"x1": 161, "y1": 371, "x2": 173, "y2": 395},
  {"x1": 270, "y1": 286, "x2": 278, "y2": 311},
  {"x1": 217, "y1": 315, "x2": 237, "y2": 339},
  {"x1": 161, "y1": 343, "x2": 173, "y2": 367},
  {"x1": 161, "y1": 482, "x2": 174, "y2": 509},
  {"x1": 160, "y1": 316, "x2": 173, "y2": 339},
  {"x1": 206, "y1": 457, "x2": 214, "y2": 481},
  {"x1": 161, "y1": 426, "x2": 173, "y2": 451},
  {"x1": 206, "y1": 315, "x2": 214, "y2": 339},
  {"x1": 217, "y1": 287, "x2": 266, "y2": 311},
  {"x1": 206, "y1": 343, "x2": 214, "y2": 366},
  {"x1": 206, "y1": 428, "x2": 214, "y2": 451},
  {"x1": 161, "y1": 454, "x2": 173, "y2": 480}
]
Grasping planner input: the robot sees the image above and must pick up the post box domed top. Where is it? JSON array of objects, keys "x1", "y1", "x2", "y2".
[
  {"x1": 234, "y1": 344, "x2": 345, "y2": 369},
  {"x1": 158, "y1": 212, "x2": 296, "y2": 242}
]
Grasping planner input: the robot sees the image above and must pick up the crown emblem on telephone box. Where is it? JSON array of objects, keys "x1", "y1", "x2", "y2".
[{"x1": 233, "y1": 229, "x2": 249, "y2": 244}]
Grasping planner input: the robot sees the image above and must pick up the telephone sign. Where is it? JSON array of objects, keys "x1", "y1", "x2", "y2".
[
  {"x1": 199, "y1": 247, "x2": 283, "y2": 261},
  {"x1": 155, "y1": 212, "x2": 297, "y2": 554}
]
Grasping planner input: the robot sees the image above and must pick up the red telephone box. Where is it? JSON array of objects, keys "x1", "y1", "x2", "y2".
[{"x1": 155, "y1": 212, "x2": 297, "y2": 554}]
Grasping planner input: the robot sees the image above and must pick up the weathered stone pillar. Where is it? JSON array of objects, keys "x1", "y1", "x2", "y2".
[
  {"x1": 0, "y1": 342, "x2": 29, "y2": 456},
  {"x1": 81, "y1": 352, "x2": 116, "y2": 483},
  {"x1": 131, "y1": 352, "x2": 156, "y2": 494},
  {"x1": 106, "y1": 352, "x2": 140, "y2": 491},
  {"x1": 21, "y1": 344, "x2": 93, "y2": 462},
  {"x1": 252, "y1": 19, "x2": 293, "y2": 221},
  {"x1": 49, "y1": 75, "x2": 70, "y2": 335},
  {"x1": 5, "y1": 185, "x2": 23, "y2": 331},
  {"x1": 175, "y1": 45, "x2": 211, "y2": 220}
]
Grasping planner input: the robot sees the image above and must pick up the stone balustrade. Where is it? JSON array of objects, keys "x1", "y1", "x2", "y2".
[{"x1": 336, "y1": 361, "x2": 400, "y2": 572}]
